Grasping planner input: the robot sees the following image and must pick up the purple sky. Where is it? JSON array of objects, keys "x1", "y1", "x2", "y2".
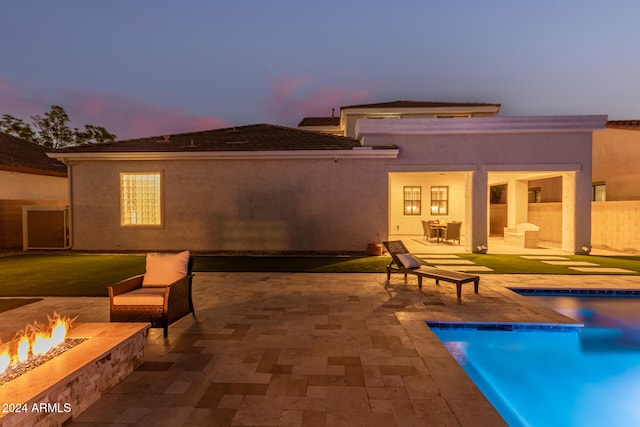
[{"x1": 3, "y1": 1, "x2": 639, "y2": 140}]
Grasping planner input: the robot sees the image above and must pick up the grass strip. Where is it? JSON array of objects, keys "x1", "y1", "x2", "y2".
[{"x1": 1, "y1": 253, "x2": 639, "y2": 297}]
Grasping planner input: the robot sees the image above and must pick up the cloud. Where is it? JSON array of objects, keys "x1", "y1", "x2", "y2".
[
  {"x1": 0, "y1": 78, "x2": 48, "y2": 118},
  {"x1": 64, "y1": 92, "x2": 228, "y2": 139},
  {"x1": 266, "y1": 71, "x2": 372, "y2": 126},
  {"x1": 0, "y1": 78, "x2": 227, "y2": 140}
]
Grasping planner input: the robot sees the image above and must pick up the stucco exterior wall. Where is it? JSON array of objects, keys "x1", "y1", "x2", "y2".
[
  {"x1": 593, "y1": 128, "x2": 640, "y2": 200},
  {"x1": 367, "y1": 132, "x2": 592, "y2": 167},
  {"x1": 0, "y1": 170, "x2": 67, "y2": 200},
  {"x1": 69, "y1": 158, "x2": 389, "y2": 252},
  {"x1": 389, "y1": 172, "x2": 467, "y2": 237},
  {"x1": 489, "y1": 204, "x2": 507, "y2": 235},
  {"x1": 528, "y1": 177, "x2": 563, "y2": 202}
]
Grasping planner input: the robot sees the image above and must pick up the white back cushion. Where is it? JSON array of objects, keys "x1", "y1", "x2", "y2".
[
  {"x1": 142, "y1": 250, "x2": 190, "y2": 287},
  {"x1": 397, "y1": 253, "x2": 421, "y2": 269}
]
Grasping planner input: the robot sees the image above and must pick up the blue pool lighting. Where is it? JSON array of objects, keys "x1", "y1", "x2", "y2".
[{"x1": 429, "y1": 291, "x2": 640, "y2": 427}]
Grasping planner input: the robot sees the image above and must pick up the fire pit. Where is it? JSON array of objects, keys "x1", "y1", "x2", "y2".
[
  {"x1": 0, "y1": 313, "x2": 82, "y2": 384},
  {"x1": 0, "y1": 320, "x2": 149, "y2": 426}
]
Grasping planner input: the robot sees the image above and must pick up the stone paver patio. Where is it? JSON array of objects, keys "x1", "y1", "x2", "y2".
[{"x1": 3, "y1": 272, "x2": 640, "y2": 426}]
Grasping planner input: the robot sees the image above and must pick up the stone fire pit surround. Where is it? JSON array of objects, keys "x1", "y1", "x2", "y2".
[{"x1": 0, "y1": 322, "x2": 149, "y2": 427}]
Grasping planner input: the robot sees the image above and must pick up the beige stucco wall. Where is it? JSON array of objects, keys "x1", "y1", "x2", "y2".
[
  {"x1": 528, "y1": 177, "x2": 563, "y2": 202},
  {"x1": 489, "y1": 204, "x2": 507, "y2": 235},
  {"x1": 68, "y1": 158, "x2": 389, "y2": 252},
  {"x1": 593, "y1": 128, "x2": 640, "y2": 200},
  {"x1": 364, "y1": 131, "x2": 592, "y2": 167},
  {"x1": 0, "y1": 170, "x2": 67, "y2": 200},
  {"x1": 389, "y1": 172, "x2": 467, "y2": 237}
]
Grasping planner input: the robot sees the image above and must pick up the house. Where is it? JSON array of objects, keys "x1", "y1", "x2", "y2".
[
  {"x1": 522, "y1": 120, "x2": 640, "y2": 252},
  {"x1": 49, "y1": 112, "x2": 606, "y2": 254},
  {"x1": 298, "y1": 100, "x2": 502, "y2": 137},
  {"x1": 49, "y1": 124, "x2": 398, "y2": 253},
  {"x1": 0, "y1": 132, "x2": 68, "y2": 249}
]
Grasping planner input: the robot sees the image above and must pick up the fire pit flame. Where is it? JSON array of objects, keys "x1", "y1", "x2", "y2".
[{"x1": 0, "y1": 312, "x2": 77, "y2": 375}]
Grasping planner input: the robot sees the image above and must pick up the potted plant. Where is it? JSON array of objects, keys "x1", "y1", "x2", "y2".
[{"x1": 366, "y1": 233, "x2": 383, "y2": 256}]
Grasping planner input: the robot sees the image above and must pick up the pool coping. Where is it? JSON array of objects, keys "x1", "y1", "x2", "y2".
[
  {"x1": 509, "y1": 287, "x2": 640, "y2": 296},
  {"x1": 426, "y1": 320, "x2": 584, "y2": 332}
]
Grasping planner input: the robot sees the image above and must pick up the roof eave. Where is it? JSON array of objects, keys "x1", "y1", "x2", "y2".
[
  {"x1": 357, "y1": 115, "x2": 609, "y2": 137},
  {"x1": 0, "y1": 164, "x2": 67, "y2": 177},
  {"x1": 48, "y1": 148, "x2": 399, "y2": 162}
]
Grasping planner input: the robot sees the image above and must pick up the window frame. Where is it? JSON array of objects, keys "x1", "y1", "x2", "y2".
[
  {"x1": 403, "y1": 186, "x2": 422, "y2": 216},
  {"x1": 592, "y1": 183, "x2": 606, "y2": 202},
  {"x1": 528, "y1": 188, "x2": 541, "y2": 203},
  {"x1": 430, "y1": 186, "x2": 449, "y2": 216},
  {"x1": 120, "y1": 171, "x2": 164, "y2": 228}
]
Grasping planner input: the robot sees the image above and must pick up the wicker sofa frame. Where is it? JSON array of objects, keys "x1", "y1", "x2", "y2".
[{"x1": 108, "y1": 257, "x2": 195, "y2": 337}]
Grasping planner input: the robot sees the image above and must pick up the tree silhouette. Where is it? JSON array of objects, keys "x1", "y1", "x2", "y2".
[{"x1": 0, "y1": 105, "x2": 116, "y2": 148}]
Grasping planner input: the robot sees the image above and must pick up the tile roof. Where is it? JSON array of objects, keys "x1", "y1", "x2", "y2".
[
  {"x1": 297, "y1": 117, "x2": 341, "y2": 127},
  {"x1": 53, "y1": 124, "x2": 384, "y2": 153},
  {"x1": 607, "y1": 120, "x2": 640, "y2": 130},
  {"x1": 0, "y1": 132, "x2": 67, "y2": 176},
  {"x1": 340, "y1": 100, "x2": 501, "y2": 110}
]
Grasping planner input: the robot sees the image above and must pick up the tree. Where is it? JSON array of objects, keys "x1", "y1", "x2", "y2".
[
  {"x1": 74, "y1": 124, "x2": 117, "y2": 145},
  {"x1": 0, "y1": 114, "x2": 35, "y2": 141},
  {"x1": 31, "y1": 105, "x2": 74, "y2": 149},
  {"x1": 0, "y1": 105, "x2": 116, "y2": 148}
]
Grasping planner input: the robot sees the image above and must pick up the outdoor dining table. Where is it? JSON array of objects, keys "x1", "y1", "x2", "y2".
[{"x1": 431, "y1": 223, "x2": 447, "y2": 243}]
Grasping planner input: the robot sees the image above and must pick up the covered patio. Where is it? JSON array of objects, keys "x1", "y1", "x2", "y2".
[
  {"x1": 359, "y1": 115, "x2": 608, "y2": 255},
  {"x1": 400, "y1": 235, "x2": 623, "y2": 257}
]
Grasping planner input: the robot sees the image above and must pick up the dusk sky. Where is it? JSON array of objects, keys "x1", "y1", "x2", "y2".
[{"x1": 3, "y1": 1, "x2": 639, "y2": 140}]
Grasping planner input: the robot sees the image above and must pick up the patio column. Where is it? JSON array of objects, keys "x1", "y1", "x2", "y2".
[
  {"x1": 469, "y1": 170, "x2": 488, "y2": 253},
  {"x1": 506, "y1": 178, "x2": 528, "y2": 227},
  {"x1": 562, "y1": 171, "x2": 592, "y2": 254}
]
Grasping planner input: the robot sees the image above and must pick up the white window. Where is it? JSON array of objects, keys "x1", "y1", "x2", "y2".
[
  {"x1": 430, "y1": 186, "x2": 449, "y2": 215},
  {"x1": 120, "y1": 173, "x2": 162, "y2": 226},
  {"x1": 528, "y1": 188, "x2": 541, "y2": 203},
  {"x1": 403, "y1": 186, "x2": 421, "y2": 215},
  {"x1": 592, "y1": 183, "x2": 606, "y2": 201}
]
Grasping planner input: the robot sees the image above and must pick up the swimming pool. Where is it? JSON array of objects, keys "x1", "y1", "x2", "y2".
[{"x1": 429, "y1": 291, "x2": 640, "y2": 427}]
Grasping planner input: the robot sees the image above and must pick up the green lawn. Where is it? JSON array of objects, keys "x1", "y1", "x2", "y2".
[
  {"x1": 455, "y1": 254, "x2": 640, "y2": 275},
  {"x1": 0, "y1": 254, "x2": 146, "y2": 297},
  {"x1": 1, "y1": 252, "x2": 639, "y2": 297},
  {"x1": 0, "y1": 254, "x2": 390, "y2": 297}
]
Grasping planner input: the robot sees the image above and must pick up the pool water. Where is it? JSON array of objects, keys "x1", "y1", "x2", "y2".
[{"x1": 430, "y1": 294, "x2": 640, "y2": 427}]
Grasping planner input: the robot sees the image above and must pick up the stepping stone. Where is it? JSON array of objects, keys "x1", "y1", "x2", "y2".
[
  {"x1": 435, "y1": 265, "x2": 494, "y2": 272},
  {"x1": 542, "y1": 261, "x2": 599, "y2": 266},
  {"x1": 421, "y1": 255, "x2": 461, "y2": 259},
  {"x1": 569, "y1": 267, "x2": 637, "y2": 273},
  {"x1": 521, "y1": 256, "x2": 570, "y2": 260},
  {"x1": 425, "y1": 259, "x2": 475, "y2": 265}
]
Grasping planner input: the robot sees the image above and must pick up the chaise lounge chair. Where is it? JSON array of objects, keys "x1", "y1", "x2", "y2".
[
  {"x1": 108, "y1": 250, "x2": 195, "y2": 337},
  {"x1": 382, "y1": 240, "x2": 479, "y2": 299}
]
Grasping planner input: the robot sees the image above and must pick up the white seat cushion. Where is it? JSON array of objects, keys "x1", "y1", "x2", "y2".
[
  {"x1": 142, "y1": 250, "x2": 190, "y2": 287},
  {"x1": 112, "y1": 287, "x2": 166, "y2": 306}
]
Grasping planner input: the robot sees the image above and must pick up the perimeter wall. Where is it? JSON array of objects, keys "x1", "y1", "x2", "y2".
[{"x1": 492, "y1": 202, "x2": 640, "y2": 253}]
